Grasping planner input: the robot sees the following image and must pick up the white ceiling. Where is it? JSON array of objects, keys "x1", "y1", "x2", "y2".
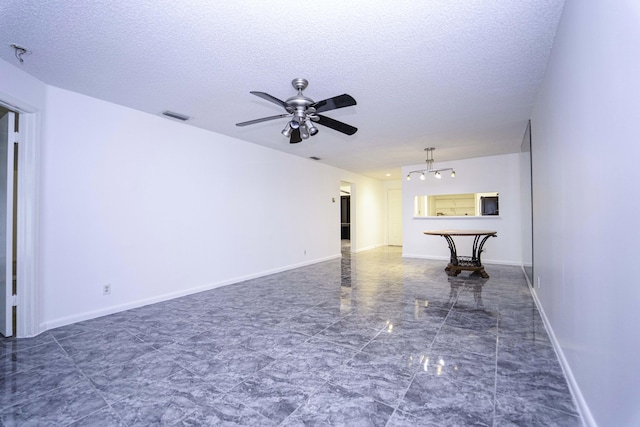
[{"x1": 0, "y1": 0, "x2": 565, "y2": 180}]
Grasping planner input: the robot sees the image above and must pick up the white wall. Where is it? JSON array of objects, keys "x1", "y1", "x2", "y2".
[
  {"x1": 402, "y1": 153, "x2": 522, "y2": 265},
  {"x1": 38, "y1": 86, "x2": 386, "y2": 329},
  {"x1": 0, "y1": 60, "x2": 386, "y2": 332},
  {"x1": 530, "y1": 1, "x2": 640, "y2": 426}
]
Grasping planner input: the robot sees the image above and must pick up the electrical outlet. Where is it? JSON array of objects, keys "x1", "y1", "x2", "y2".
[{"x1": 103, "y1": 284, "x2": 111, "y2": 295}]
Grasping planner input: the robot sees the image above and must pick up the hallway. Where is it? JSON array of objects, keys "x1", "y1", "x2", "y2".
[{"x1": 0, "y1": 246, "x2": 580, "y2": 425}]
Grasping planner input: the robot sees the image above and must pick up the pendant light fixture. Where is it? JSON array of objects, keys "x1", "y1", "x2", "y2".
[{"x1": 406, "y1": 148, "x2": 456, "y2": 181}]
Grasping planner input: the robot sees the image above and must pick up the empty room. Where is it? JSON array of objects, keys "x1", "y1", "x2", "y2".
[{"x1": 0, "y1": 1, "x2": 638, "y2": 426}]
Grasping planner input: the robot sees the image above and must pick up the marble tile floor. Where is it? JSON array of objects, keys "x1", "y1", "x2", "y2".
[{"x1": 0, "y1": 245, "x2": 583, "y2": 426}]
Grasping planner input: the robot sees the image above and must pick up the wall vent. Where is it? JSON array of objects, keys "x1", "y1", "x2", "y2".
[
  {"x1": 309, "y1": 156, "x2": 321, "y2": 161},
  {"x1": 162, "y1": 111, "x2": 190, "y2": 121}
]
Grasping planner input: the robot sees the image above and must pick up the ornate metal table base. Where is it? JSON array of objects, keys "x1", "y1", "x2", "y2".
[
  {"x1": 445, "y1": 260, "x2": 489, "y2": 278},
  {"x1": 424, "y1": 230, "x2": 497, "y2": 279}
]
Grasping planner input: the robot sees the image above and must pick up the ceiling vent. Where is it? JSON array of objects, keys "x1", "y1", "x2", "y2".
[{"x1": 162, "y1": 111, "x2": 190, "y2": 121}]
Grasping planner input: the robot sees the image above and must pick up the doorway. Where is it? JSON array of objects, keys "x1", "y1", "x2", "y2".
[{"x1": 340, "y1": 181, "x2": 353, "y2": 253}]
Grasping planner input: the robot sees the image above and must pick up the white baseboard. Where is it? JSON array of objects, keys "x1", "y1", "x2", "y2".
[
  {"x1": 521, "y1": 266, "x2": 595, "y2": 427},
  {"x1": 39, "y1": 253, "x2": 341, "y2": 333},
  {"x1": 402, "y1": 253, "x2": 521, "y2": 266}
]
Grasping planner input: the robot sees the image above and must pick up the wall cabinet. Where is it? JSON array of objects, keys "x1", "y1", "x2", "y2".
[{"x1": 429, "y1": 193, "x2": 476, "y2": 216}]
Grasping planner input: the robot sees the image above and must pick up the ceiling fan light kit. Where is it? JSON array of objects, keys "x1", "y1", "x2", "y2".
[
  {"x1": 406, "y1": 147, "x2": 456, "y2": 181},
  {"x1": 236, "y1": 78, "x2": 358, "y2": 144}
]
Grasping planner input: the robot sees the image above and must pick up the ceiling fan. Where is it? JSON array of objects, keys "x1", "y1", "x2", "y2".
[{"x1": 236, "y1": 78, "x2": 358, "y2": 144}]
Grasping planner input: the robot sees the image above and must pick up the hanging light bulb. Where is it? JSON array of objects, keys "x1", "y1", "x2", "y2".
[
  {"x1": 281, "y1": 123, "x2": 292, "y2": 137},
  {"x1": 299, "y1": 123, "x2": 310, "y2": 139},
  {"x1": 290, "y1": 119, "x2": 300, "y2": 129},
  {"x1": 406, "y1": 174, "x2": 411, "y2": 181},
  {"x1": 305, "y1": 119, "x2": 318, "y2": 136},
  {"x1": 435, "y1": 171, "x2": 442, "y2": 179},
  {"x1": 420, "y1": 173, "x2": 426, "y2": 180},
  {"x1": 451, "y1": 170, "x2": 456, "y2": 178}
]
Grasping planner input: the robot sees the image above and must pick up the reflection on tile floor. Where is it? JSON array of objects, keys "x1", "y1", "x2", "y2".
[{"x1": 0, "y1": 245, "x2": 582, "y2": 426}]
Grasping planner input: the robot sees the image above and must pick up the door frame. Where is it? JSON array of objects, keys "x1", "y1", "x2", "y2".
[
  {"x1": 0, "y1": 99, "x2": 38, "y2": 337},
  {"x1": 0, "y1": 110, "x2": 15, "y2": 336}
]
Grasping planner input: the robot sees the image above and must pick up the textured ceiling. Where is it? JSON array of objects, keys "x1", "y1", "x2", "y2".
[{"x1": 0, "y1": 0, "x2": 565, "y2": 180}]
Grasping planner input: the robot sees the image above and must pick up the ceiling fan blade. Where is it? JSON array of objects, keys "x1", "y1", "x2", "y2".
[
  {"x1": 290, "y1": 128, "x2": 302, "y2": 143},
  {"x1": 236, "y1": 114, "x2": 290, "y2": 127},
  {"x1": 312, "y1": 94, "x2": 357, "y2": 113},
  {"x1": 250, "y1": 91, "x2": 288, "y2": 109},
  {"x1": 316, "y1": 114, "x2": 358, "y2": 135}
]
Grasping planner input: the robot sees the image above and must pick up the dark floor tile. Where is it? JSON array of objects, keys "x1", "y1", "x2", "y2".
[
  {"x1": 88, "y1": 350, "x2": 189, "y2": 404},
  {"x1": 0, "y1": 333, "x2": 55, "y2": 355},
  {"x1": 275, "y1": 337, "x2": 356, "y2": 380},
  {"x1": 315, "y1": 318, "x2": 382, "y2": 350},
  {"x1": 361, "y1": 328, "x2": 434, "y2": 361},
  {"x1": 420, "y1": 349, "x2": 497, "y2": 390},
  {"x1": 179, "y1": 394, "x2": 276, "y2": 426},
  {"x1": 156, "y1": 338, "x2": 225, "y2": 370},
  {"x1": 226, "y1": 365, "x2": 320, "y2": 423},
  {"x1": 432, "y1": 324, "x2": 497, "y2": 357},
  {"x1": 398, "y1": 374, "x2": 494, "y2": 426},
  {"x1": 0, "y1": 358, "x2": 86, "y2": 410},
  {"x1": 282, "y1": 382, "x2": 394, "y2": 427},
  {"x1": 495, "y1": 393, "x2": 582, "y2": 426},
  {"x1": 445, "y1": 307, "x2": 499, "y2": 332},
  {"x1": 48, "y1": 323, "x2": 96, "y2": 340},
  {"x1": 328, "y1": 351, "x2": 415, "y2": 407},
  {"x1": 67, "y1": 407, "x2": 128, "y2": 427},
  {"x1": 276, "y1": 310, "x2": 341, "y2": 336},
  {"x1": 240, "y1": 328, "x2": 309, "y2": 358},
  {"x1": 124, "y1": 318, "x2": 209, "y2": 349},
  {"x1": 110, "y1": 370, "x2": 223, "y2": 425},
  {"x1": 0, "y1": 379, "x2": 107, "y2": 426},
  {"x1": 57, "y1": 329, "x2": 157, "y2": 376},
  {"x1": 496, "y1": 364, "x2": 578, "y2": 415},
  {"x1": 187, "y1": 346, "x2": 275, "y2": 392},
  {"x1": 0, "y1": 341, "x2": 70, "y2": 375}
]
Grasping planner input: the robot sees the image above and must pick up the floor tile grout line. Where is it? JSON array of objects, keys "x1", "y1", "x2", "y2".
[{"x1": 50, "y1": 334, "x2": 131, "y2": 427}]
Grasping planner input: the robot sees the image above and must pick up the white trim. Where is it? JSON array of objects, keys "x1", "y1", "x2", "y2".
[
  {"x1": 412, "y1": 216, "x2": 502, "y2": 220},
  {"x1": 0, "y1": 102, "x2": 40, "y2": 338},
  {"x1": 402, "y1": 253, "x2": 521, "y2": 266},
  {"x1": 0, "y1": 111, "x2": 15, "y2": 336},
  {"x1": 40, "y1": 253, "x2": 341, "y2": 331},
  {"x1": 16, "y1": 112, "x2": 39, "y2": 337},
  {"x1": 522, "y1": 265, "x2": 593, "y2": 427}
]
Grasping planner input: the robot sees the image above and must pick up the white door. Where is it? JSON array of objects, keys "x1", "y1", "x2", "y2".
[
  {"x1": 388, "y1": 188, "x2": 402, "y2": 246},
  {"x1": 0, "y1": 111, "x2": 15, "y2": 337}
]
